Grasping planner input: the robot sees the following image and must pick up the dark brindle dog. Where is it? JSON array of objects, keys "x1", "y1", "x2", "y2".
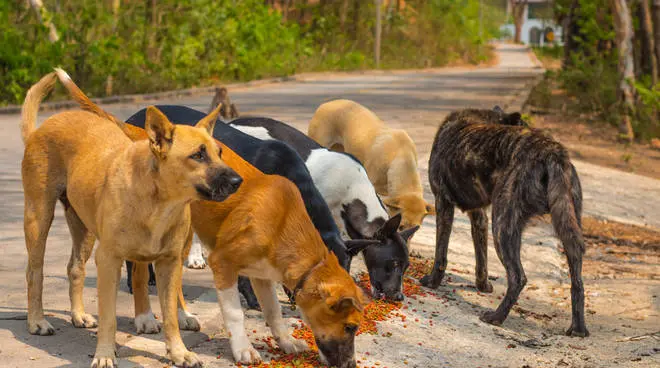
[{"x1": 420, "y1": 107, "x2": 588, "y2": 337}]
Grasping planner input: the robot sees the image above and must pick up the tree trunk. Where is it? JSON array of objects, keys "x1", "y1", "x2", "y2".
[
  {"x1": 639, "y1": 0, "x2": 657, "y2": 83},
  {"x1": 510, "y1": 1, "x2": 527, "y2": 44},
  {"x1": 340, "y1": 0, "x2": 349, "y2": 31},
  {"x1": 611, "y1": 0, "x2": 636, "y2": 142},
  {"x1": 352, "y1": 0, "x2": 361, "y2": 41},
  {"x1": 653, "y1": 0, "x2": 660, "y2": 78},
  {"x1": 563, "y1": 0, "x2": 580, "y2": 68},
  {"x1": 375, "y1": 0, "x2": 382, "y2": 68},
  {"x1": 282, "y1": 0, "x2": 291, "y2": 21},
  {"x1": 29, "y1": 0, "x2": 60, "y2": 42}
]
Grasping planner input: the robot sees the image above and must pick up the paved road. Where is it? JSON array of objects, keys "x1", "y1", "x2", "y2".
[{"x1": 1, "y1": 44, "x2": 658, "y2": 368}]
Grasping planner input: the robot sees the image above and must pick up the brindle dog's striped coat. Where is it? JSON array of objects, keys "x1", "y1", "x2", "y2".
[{"x1": 421, "y1": 107, "x2": 589, "y2": 337}]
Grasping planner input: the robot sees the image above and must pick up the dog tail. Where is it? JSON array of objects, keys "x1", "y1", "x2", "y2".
[
  {"x1": 21, "y1": 72, "x2": 58, "y2": 143},
  {"x1": 547, "y1": 155, "x2": 584, "y2": 255},
  {"x1": 53, "y1": 68, "x2": 127, "y2": 132}
]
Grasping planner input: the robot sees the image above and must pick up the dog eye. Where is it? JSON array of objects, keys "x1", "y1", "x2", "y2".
[
  {"x1": 189, "y1": 150, "x2": 206, "y2": 162},
  {"x1": 344, "y1": 324, "x2": 358, "y2": 335}
]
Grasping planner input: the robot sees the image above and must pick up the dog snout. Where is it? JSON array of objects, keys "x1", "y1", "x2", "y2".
[
  {"x1": 205, "y1": 166, "x2": 242, "y2": 201},
  {"x1": 317, "y1": 337, "x2": 356, "y2": 368},
  {"x1": 228, "y1": 174, "x2": 242, "y2": 191},
  {"x1": 389, "y1": 291, "x2": 404, "y2": 301}
]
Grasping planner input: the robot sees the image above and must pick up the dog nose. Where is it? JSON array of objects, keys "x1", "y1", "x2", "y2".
[
  {"x1": 390, "y1": 292, "x2": 404, "y2": 301},
  {"x1": 228, "y1": 175, "x2": 242, "y2": 190}
]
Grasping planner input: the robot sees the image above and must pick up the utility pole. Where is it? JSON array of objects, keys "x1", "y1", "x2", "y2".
[{"x1": 375, "y1": 0, "x2": 382, "y2": 68}]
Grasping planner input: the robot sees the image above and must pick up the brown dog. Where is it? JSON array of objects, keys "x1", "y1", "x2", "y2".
[
  {"x1": 60, "y1": 80, "x2": 367, "y2": 368},
  {"x1": 308, "y1": 99, "x2": 434, "y2": 230},
  {"x1": 22, "y1": 70, "x2": 242, "y2": 368},
  {"x1": 209, "y1": 86, "x2": 240, "y2": 119}
]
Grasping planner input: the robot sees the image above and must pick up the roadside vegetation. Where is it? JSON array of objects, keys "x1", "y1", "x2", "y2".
[
  {"x1": 528, "y1": 0, "x2": 660, "y2": 141},
  {"x1": 1, "y1": 0, "x2": 504, "y2": 106}
]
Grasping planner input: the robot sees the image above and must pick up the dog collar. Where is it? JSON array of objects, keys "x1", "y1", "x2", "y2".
[{"x1": 291, "y1": 257, "x2": 326, "y2": 304}]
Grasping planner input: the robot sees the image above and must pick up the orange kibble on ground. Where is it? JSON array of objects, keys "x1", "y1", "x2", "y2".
[{"x1": 256, "y1": 258, "x2": 432, "y2": 367}]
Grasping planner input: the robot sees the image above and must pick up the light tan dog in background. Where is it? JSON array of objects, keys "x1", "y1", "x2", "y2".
[
  {"x1": 308, "y1": 99, "x2": 434, "y2": 229},
  {"x1": 21, "y1": 70, "x2": 242, "y2": 368}
]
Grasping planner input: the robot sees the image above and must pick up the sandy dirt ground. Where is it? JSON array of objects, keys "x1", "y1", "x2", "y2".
[{"x1": 0, "y1": 44, "x2": 658, "y2": 368}]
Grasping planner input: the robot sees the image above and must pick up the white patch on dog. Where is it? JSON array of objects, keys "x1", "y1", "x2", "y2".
[
  {"x1": 230, "y1": 125, "x2": 274, "y2": 141},
  {"x1": 135, "y1": 311, "x2": 161, "y2": 334},
  {"x1": 185, "y1": 235, "x2": 206, "y2": 269},
  {"x1": 217, "y1": 284, "x2": 262, "y2": 364},
  {"x1": 306, "y1": 148, "x2": 388, "y2": 237}
]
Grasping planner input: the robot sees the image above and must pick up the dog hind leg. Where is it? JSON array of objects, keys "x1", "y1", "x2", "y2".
[
  {"x1": 24, "y1": 183, "x2": 57, "y2": 336},
  {"x1": 420, "y1": 194, "x2": 454, "y2": 288},
  {"x1": 551, "y1": 165, "x2": 588, "y2": 337},
  {"x1": 250, "y1": 278, "x2": 309, "y2": 354},
  {"x1": 176, "y1": 229, "x2": 201, "y2": 331},
  {"x1": 153, "y1": 256, "x2": 201, "y2": 367},
  {"x1": 480, "y1": 193, "x2": 528, "y2": 326},
  {"x1": 65, "y1": 206, "x2": 98, "y2": 328},
  {"x1": 468, "y1": 209, "x2": 493, "y2": 293},
  {"x1": 132, "y1": 262, "x2": 161, "y2": 334}
]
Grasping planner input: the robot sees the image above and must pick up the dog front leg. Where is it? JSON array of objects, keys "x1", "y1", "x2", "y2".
[
  {"x1": 420, "y1": 195, "x2": 454, "y2": 288},
  {"x1": 154, "y1": 255, "x2": 201, "y2": 367},
  {"x1": 216, "y1": 283, "x2": 262, "y2": 364},
  {"x1": 250, "y1": 278, "x2": 309, "y2": 354},
  {"x1": 184, "y1": 235, "x2": 207, "y2": 269},
  {"x1": 92, "y1": 247, "x2": 122, "y2": 368},
  {"x1": 132, "y1": 262, "x2": 161, "y2": 334},
  {"x1": 468, "y1": 209, "x2": 493, "y2": 293}
]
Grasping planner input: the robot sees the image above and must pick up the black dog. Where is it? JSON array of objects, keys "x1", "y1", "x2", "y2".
[
  {"x1": 125, "y1": 261, "x2": 156, "y2": 293},
  {"x1": 420, "y1": 107, "x2": 588, "y2": 337},
  {"x1": 228, "y1": 117, "x2": 418, "y2": 301},
  {"x1": 125, "y1": 106, "x2": 378, "y2": 309}
]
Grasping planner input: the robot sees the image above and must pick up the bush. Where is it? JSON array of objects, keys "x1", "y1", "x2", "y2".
[{"x1": 1, "y1": 0, "x2": 504, "y2": 105}]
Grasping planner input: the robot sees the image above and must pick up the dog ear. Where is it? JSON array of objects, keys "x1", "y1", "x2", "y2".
[
  {"x1": 375, "y1": 213, "x2": 402, "y2": 239},
  {"x1": 145, "y1": 106, "x2": 175, "y2": 160},
  {"x1": 345, "y1": 239, "x2": 380, "y2": 256},
  {"x1": 492, "y1": 105, "x2": 505, "y2": 115},
  {"x1": 399, "y1": 225, "x2": 420, "y2": 242},
  {"x1": 501, "y1": 112, "x2": 524, "y2": 126},
  {"x1": 425, "y1": 202, "x2": 436, "y2": 215},
  {"x1": 382, "y1": 196, "x2": 401, "y2": 211},
  {"x1": 329, "y1": 296, "x2": 363, "y2": 314},
  {"x1": 196, "y1": 102, "x2": 222, "y2": 135}
]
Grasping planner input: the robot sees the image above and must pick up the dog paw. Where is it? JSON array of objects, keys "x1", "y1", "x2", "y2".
[
  {"x1": 232, "y1": 345, "x2": 262, "y2": 365},
  {"x1": 91, "y1": 355, "x2": 116, "y2": 368},
  {"x1": 419, "y1": 274, "x2": 442, "y2": 289},
  {"x1": 566, "y1": 325, "x2": 590, "y2": 337},
  {"x1": 479, "y1": 310, "x2": 504, "y2": 326},
  {"x1": 278, "y1": 336, "x2": 310, "y2": 354},
  {"x1": 72, "y1": 312, "x2": 98, "y2": 328},
  {"x1": 169, "y1": 350, "x2": 203, "y2": 368},
  {"x1": 476, "y1": 280, "x2": 494, "y2": 293},
  {"x1": 178, "y1": 308, "x2": 201, "y2": 331},
  {"x1": 185, "y1": 255, "x2": 207, "y2": 269},
  {"x1": 135, "y1": 312, "x2": 161, "y2": 334},
  {"x1": 28, "y1": 319, "x2": 55, "y2": 335}
]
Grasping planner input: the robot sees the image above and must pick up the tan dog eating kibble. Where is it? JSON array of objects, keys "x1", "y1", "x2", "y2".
[
  {"x1": 308, "y1": 99, "x2": 434, "y2": 229},
  {"x1": 21, "y1": 70, "x2": 242, "y2": 368}
]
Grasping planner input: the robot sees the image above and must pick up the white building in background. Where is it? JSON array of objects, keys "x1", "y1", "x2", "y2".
[{"x1": 501, "y1": 0, "x2": 563, "y2": 46}]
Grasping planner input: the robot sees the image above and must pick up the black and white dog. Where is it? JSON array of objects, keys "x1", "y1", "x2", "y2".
[
  {"x1": 228, "y1": 117, "x2": 419, "y2": 301},
  {"x1": 125, "y1": 106, "x2": 411, "y2": 305}
]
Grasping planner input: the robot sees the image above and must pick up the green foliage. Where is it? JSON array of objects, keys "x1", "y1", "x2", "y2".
[
  {"x1": 1, "y1": 0, "x2": 501, "y2": 105},
  {"x1": 550, "y1": 0, "x2": 659, "y2": 139}
]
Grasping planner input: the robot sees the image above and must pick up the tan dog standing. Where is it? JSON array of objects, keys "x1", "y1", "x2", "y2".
[
  {"x1": 309, "y1": 99, "x2": 434, "y2": 229},
  {"x1": 21, "y1": 70, "x2": 242, "y2": 368},
  {"x1": 58, "y1": 80, "x2": 368, "y2": 368}
]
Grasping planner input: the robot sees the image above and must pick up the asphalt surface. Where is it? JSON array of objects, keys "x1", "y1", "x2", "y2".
[{"x1": 1, "y1": 44, "x2": 657, "y2": 368}]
